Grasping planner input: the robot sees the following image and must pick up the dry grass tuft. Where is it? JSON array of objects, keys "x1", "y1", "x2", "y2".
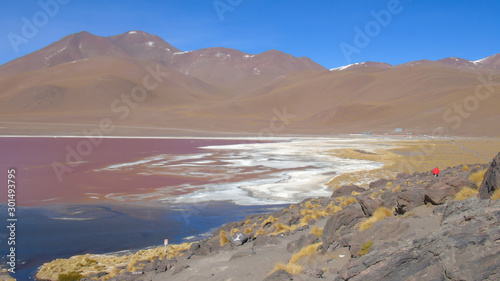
[
  {"x1": 261, "y1": 215, "x2": 279, "y2": 228},
  {"x1": 351, "y1": 190, "x2": 361, "y2": 196},
  {"x1": 244, "y1": 219, "x2": 252, "y2": 225},
  {"x1": 219, "y1": 230, "x2": 230, "y2": 246},
  {"x1": 462, "y1": 164, "x2": 470, "y2": 171},
  {"x1": 299, "y1": 215, "x2": 313, "y2": 226},
  {"x1": 326, "y1": 203, "x2": 342, "y2": 214},
  {"x1": 334, "y1": 196, "x2": 347, "y2": 203},
  {"x1": 491, "y1": 189, "x2": 500, "y2": 200},
  {"x1": 340, "y1": 197, "x2": 357, "y2": 207},
  {"x1": 255, "y1": 229, "x2": 266, "y2": 237},
  {"x1": 300, "y1": 209, "x2": 313, "y2": 216},
  {"x1": 310, "y1": 226, "x2": 324, "y2": 237},
  {"x1": 305, "y1": 201, "x2": 319, "y2": 209},
  {"x1": 370, "y1": 192, "x2": 378, "y2": 199},
  {"x1": 359, "y1": 207, "x2": 393, "y2": 231},
  {"x1": 455, "y1": 187, "x2": 478, "y2": 201},
  {"x1": 243, "y1": 227, "x2": 253, "y2": 234},
  {"x1": 312, "y1": 209, "x2": 329, "y2": 220},
  {"x1": 270, "y1": 263, "x2": 304, "y2": 275},
  {"x1": 289, "y1": 242, "x2": 322, "y2": 264},
  {"x1": 469, "y1": 169, "x2": 487, "y2": 187},
  {"x1": 230, "y1": 228, "x2": 240, "y2": 236},
  {"x1": 392, "y1": 185, "x2": 402, "y2": 193}
]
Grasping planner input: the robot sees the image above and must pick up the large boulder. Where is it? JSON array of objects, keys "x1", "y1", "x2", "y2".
[
  {"x1": 479, "y1": 152, "x2": 500, "y2": 199},
  {"x1": 321, "y1": 203, "x2": 365, "y2": 252}
]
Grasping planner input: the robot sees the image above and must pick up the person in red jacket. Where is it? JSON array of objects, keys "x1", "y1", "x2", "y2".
[{"x1": 432, "y1": 167, "x2": 440, "y2": 177}]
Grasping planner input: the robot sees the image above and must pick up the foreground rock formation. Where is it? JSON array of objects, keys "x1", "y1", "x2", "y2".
[{"x1": 37, "y1": 155, "x2": 500, "y2": 281}]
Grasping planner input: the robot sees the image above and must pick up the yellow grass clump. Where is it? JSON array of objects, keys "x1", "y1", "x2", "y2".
[
  {"x1": 359, "y1": 207, "x2": 393, "y2": 231},
  {"x1": 326, "y1": 202, "x2": 342, "y2": 214},
  {"x1": 300, "y1": 209, "x2": 313, "y2": 216},
  {"x1": 469, "y1": 169, "x2": 487, "y2": 187},
  {"x1": 312, "y1": 209, "x2": 329, "y2": 220},
  {"x1": 334, "y1": 196, "x2": 347, "y2": 203},
  {"x1": 392, "y1": 185, "x2": 402, "y2": 193},
  {"x1": 289, "y1": 242, "x2": 322, "y2": 264},
  {"x1": 261, "y1": 215, "x2": 279, "y2": 228},
  {"x1": 270, "y1": 262, "x2": 304, "y2": 275},
  {"x1": 244, "y1": 219, "x2": 252, "y2": 225},
  {"x1": 252, "y1": 222, "x2": 258, "y2": 228},
  {"x1": 370, "y1": 192, "x2": 378, "y2": 199},
  {"x1": 289, "y1": 204, "x2": 295, "y2": 209},
  {"x1": 491, "y1": 189, "x2": 500, "y2": 200},
  {"x1": 230, "y1": 228, "x2": 240, "y2": 236},
  {"x1": 386, "y1": 182, "x2": 393, "y2": 190},
  {"x1": 219, "y1": 230, "x2": 230, "y2": 246},
  {"x1": 299, "y1": 215, "x2": 313, "y2": 226},
  {"x1": 305, "y1": 201, "x2": 319, "y2": 209},
  {"x1": 340, "y1": 197, "x2": 357, "y2": 207},
  {"x1": 310, "y1": 226, "x2": 324, "y2": 237},
  {"x1": 271, "y1": 222, "x2": 297, "y2": 234},
  {"x1": 255, "y1": 229, "x2": 266, "y2": 237},
  {"x1": 455, "y1": 187, "x2": 478, "y2": 201},
  {"x1": 243, "y1": 227, "x2": 253, "y2": 234},
  {"x1": 351, "y1": 190, "x2": 361, "y2": 196},
  {"x1": 37, "y1": 242, "x2": 192, "y2": 281},
  {"x1": 462, "y1": 164, "x2": 470, "y2": 171}
]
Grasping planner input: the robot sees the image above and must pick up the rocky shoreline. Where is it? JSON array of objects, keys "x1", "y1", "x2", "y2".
[{"x1": 37, "y1": 152, "x2": 500, "y2": 281}]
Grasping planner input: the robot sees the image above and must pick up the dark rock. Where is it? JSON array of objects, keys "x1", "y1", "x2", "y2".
[
  {"x1": 303, "y1": 268, "x2": 324, "y2": 278},
  {"x1": 263, "y1": 269, "x2": 293, "y2": 281},
  {"x1": 321, "y1": 203, "x2": 365, "y2": 249},
  {"x1": 332, "y1": 185, "x2": 365, "y2": 198},
  {"x1": 334, "y1": 198, "x2": 500, "y2": 281},
  {"x1": 357, "y1": 196, "x2": 382, "y2": 216},
  {"x1": 479, "y1": 152, "x2": 500, "y2": 199},
  {"x1": 189, "y1": 242, "x2": 201, "y2": 253},
  {"x1": 229, "y1": 232, "x2": 248, "y2": 246},
  {"x1": 287, "y1": 235, "x2": 304, "y2": 253},
  {"x1": 369, "y1": 178, "x2": 390, "y2": 190},
  {"x1": 288, "y1": 215, "x2": 300, "y2": 226}
]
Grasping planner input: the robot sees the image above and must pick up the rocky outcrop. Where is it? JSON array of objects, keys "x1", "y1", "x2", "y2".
[
  {"x1": 479, "y1": 152, "x2": 500, "y2": 199},
  {"x1": 334, "y1": 198, "x2": 500, "y2": 281}
]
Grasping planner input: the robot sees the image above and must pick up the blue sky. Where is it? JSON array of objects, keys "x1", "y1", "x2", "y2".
[{"x1": 1, "y1": 0, "x2": 499, "y2": 69}]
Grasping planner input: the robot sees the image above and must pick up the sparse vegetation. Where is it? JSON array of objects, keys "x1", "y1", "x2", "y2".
[
  {"x1": 359, "y1": 207, "x2": 393, "y2": 231},
  {"x1": 244, "y1": 227, "x2": 253, "y2": 234},
  {"x1": 455, "y1": 187, "x2": 479, "y2": 201},
  {"x1": 219, "y1": 230, "x2": 230, "y2": 246},
  {"x1": 392, "y1": 185, "x2": 402, "y2": 193},
  {"x1": 358, "y1": 241, "x2": 373, "y2": 257},
  {"x1": 289, "y1": 242, "x2": 322, "y2": 264},
  {"x1": 469, "y1": 169, "x2": 487, "y2": 187},
  {"x1": 255, "y1": 229, "x2": 266, "y2": 237},
  {"x1": 300, "y1": 209, "x2": 313, "y2": 216},
  {"x1": 340, "y1": 197, "x2": 357, "y2": 207},
  {"x1": 58, "y1": 271, "x2": 84, "y2": 281},
  {"x1": 491, "y1": 189, "x2": 500, "y2": 200},
  {"x1": 310, "y1": 226, "x2": 323, "y2": 237},
  {"x1": 462, "y1": 164, "x2": 470, "y2": 171},
  {"x1": 230, "y1": 228, "x2": 240, "y2": 236},
  {"x1": 270, "y1": 262, "x2": 304, "y2": 275},
  {"x1": 261, "y1": 215, "x2": 279, "y2": 228}
]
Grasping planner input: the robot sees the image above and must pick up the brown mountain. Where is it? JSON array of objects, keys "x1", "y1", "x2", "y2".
[{"x1": 0, "y1": 31, "x2": 499, "y2": 137}]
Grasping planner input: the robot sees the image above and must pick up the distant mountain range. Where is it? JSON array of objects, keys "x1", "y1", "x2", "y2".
[{"x1": 0, "y1": 31, "x2": 499, "y2": 137}]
